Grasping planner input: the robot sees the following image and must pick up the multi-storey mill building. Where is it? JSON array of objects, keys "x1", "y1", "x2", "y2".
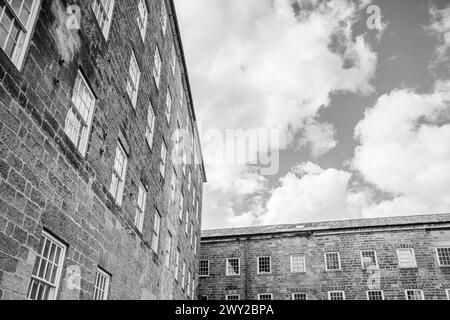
[{"x1": 0, "y1": 0, "x2": 206, "y2": 300}]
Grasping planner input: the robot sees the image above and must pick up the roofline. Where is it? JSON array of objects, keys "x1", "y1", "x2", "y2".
[
  {"x1": 168, "y1": 0, "x2": 207, "y2": 183},
  {"x1": 201, "y1": 213, "x2": 450, "y2": 240}
]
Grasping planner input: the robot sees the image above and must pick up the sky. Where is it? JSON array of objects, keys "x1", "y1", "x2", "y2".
[{"x1": 174, "y1": 0, "x2": 450, "y2": 230}]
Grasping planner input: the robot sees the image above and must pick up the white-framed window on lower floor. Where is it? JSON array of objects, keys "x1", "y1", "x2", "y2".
[
  {"x1": 226, "y1": 258, "x2": 240, "y2": 276},
  {"x1": 181, "y1": 260, "x2": 186, "y2": 290},
  {"x1": 65, "y1": 70, "x2": 96, "y2": 156},
  {"x1": 436, "y1": 247, "x2": 450, "y2": 267},
  {"x1": 145, "y1": 101, "x2": 156, "y2": 149},
  {"x1": 27, "y1": 231, "x2": 66, "y2": 300},
  {"x1": 405, "y1": 289, "x2": 424, "y2": 300},
  {"x1": 257, "y1": 256, "x2": 271, "y2": 274},
  {"x1": 328, "y1": 291, "x2": 345, "y2": 300},
  {"x1": 151, "y1": 210, "x2": 161, "y2": 253},
  {"x1": 92, "y1": 268, "x2": 111, "y2": 300},
  {"x1": 226, "y1": 294, "x2": 240, "y2": 301},
  {"x1": 109, "y1": 142, "x2": 127, "y2": 206},
  {"x1": 137, "y1": 0, "x2": 148, "y2": 41},
  {"x1": 258, "y1": 293, "x2": 273, "y2": 301},
  {"x1": 160, "y1": 140, "x2": 167, "y2": 179},
  {"x1": 0, "y1": 0, "x2": 41, "y2": 70},
  {"x1": 446, "y1": 289, "x2": 450, "y2": 300},
  {"x1": 126, "y1": 49, "x2": 141, "y2": 108},
  {"x1": 325, "y1": 252, "x2": 341, "y2": 271},
  {"x1": 135, "y1": 182, "x2": 146, "y2": 233},
  {"x1": 292, "y1": 292, "x2": 307, "y2": 300},
  {"x1": 186, "y1": 270, "x2": 191, "y2": 298},
  {"x1": 199, "y1": 260, "x2": 209, "y2": 277},
  {"x1": 397, "y1": 248, "x2": 417, "y2": 269},
  {"x1": 164, "y1": 232, "x2": 172, "y2": 268},
  {"x1": 174, "y1": 248, "x2": 180, "y2": 281},
  {"x1": 367, "y1": 290, "x2": 384, "y2": 300},
  {"x1": 361, "y1": 250, "x2": 378, "y2": 270}
]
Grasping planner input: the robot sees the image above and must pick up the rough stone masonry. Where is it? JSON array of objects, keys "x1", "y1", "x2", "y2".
[{"x1": 0, "y1": 0, "x2": 205, "y2": 300}]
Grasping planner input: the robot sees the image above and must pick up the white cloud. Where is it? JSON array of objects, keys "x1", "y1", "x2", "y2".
[
  {"x1": 354, "y1": 82, "x2": 450, "y2": 217},
  {"x1": 427, "y1": 5, "x2": 450, "y2": 64}
]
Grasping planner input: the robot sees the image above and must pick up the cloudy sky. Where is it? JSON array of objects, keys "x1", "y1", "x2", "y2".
[{"x1": 174, "y1": 0, "x2": 450, "y2": 230}]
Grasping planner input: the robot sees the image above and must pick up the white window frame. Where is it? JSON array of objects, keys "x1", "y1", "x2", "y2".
[
  {"x1": 446, "y1": 289, "x2": 450, "y2": 300},
  {"x1": 165, "y1": 88, "x2": 172, "y2": 124},
  {"x1": 199, "y1": 260, "x2": 209, "y2": 277},
  {"x1": 92, "y1": 268, "x2": 111, "y2": 300},
  {"x1": 292, "y1": 293, "x2": 307, "y2": 300},
  {"x1": 436, "y1": 247, "x2": 450, "y2": 267},
  {"x1": 92, "y1": 0, "x2": 115, "y2": 40},
  {"x1": 135, "y1": 182, "x2": 147, "y2": 233},
  {"x1": 164, "y1": 232, "x2": 172, "y2": 268},
  {"x1": 366, "y1": 290, "x2": 384, "y2": 300},
  {"x1": 290, "y1": 254, "x2": 306, "y2": 273},
  {"x1": 170, "y1": 168, "x2": 176, "y2": 203},
  {"x1": 258, "y1": 293, "x2": 273, "y2": 301},
  {"x1": 179, "y1": 192, "x2": 184, "y2": 221},
  {"x1": 226, "y1": 258, "x2": 240, "y2": 276},
  {"x1": 257, "y1": 256, "x2": 272, "y2": 275},
  {"x1": 189, "y1": 223, "x2": 194, "y2": 246},
  {"x1": 160, "y1": 141, "x2": 167, "y2": 179},
  {"x1": 153, "y1": 46, "x2": 162, "y2": 88},
  {"x1": 405, "y1": 289, "x2": 424, "y2": 300},
  {"x1": 328, "y1": 291, "x2": 346, "y2": 300},
  {"x1": 174, "y1": 248, "x2": 180, "y2": 280},
  {"x1": 27, "y1": 231, "x2": 66, "y2": 300},
  {"x1": 325, "y1": 252, "x2": 341, "y2": 271},
  {"x1": 65, "y1": 70, "x2": 96, "y2": 156},
  {"x1": 126, "y1": 50, "x2": 141, "y2": 108},
  {"x1": 137, "y1": 0, "x2": 148, "y2": 41},
  {"x1": 186, "y1": 270, "x2": 191, "y2": 298},
  {"x1": 160, "y1": 0, "x2": 167, "y2": 35},
  {"x1": 361, "y1": 250, "x2": 379, "y2": 270},
  {"x1": 109, "y1": 142, "x2": 127, "y2": 206},
  {"x1": 226, "y1": 294, "x2": 240, "y2": 301},
  {"x1": 194, "y1": 235, "x2": 197, "y2": 256},
  {"x1": 184, "y1": 209, "x2": 189, "y2": 234},
  {"x1": 0, "y1": 0, "x2": 42, "y2": 70},
  {"x1": 181, "y1": 260, "x2": 186, "y2": 289},
  {"x1": 171, "y1": 44, "x2": 176, "y2": 75},
  {"x1": 397, "y1": 248, "x2": 417, "y2": 269},
  {"x1": 151, "y1": 210, "x2": 161, "y2": 253},
  {"x1": 145, "y1": 102, "x2": 156, "y2": 148}
]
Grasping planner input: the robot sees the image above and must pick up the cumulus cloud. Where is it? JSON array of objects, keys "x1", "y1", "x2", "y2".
[
  {"x1": 427, "y1": 5, "x2": 450, "y2": 65},
  {"x1": 354, "y1": 82, "x2": 450, "y2": 217}
]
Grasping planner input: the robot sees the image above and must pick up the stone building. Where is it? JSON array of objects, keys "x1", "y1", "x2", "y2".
[
  {"x1": 0, "y1": 0, "x2": 205, "y2": 300},
  {"x1": 198, "y1": 214, "x2": 450, "y2": 300}
]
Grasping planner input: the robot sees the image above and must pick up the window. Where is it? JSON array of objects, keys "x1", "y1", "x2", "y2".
[
  {"x1": 126, "y1": 50, "x2": 141, "y2": 107},
  {"x1": 137, "y1": 0, "x2": 148, "y2": 41},
  {"x1": 170, "y1": 168, "x2": 176, "y2": 203},
  {"x1": 92, "y1": 0, "x2": 115, "y2": 40},
  {"x1": 145, "y1": 102, "x2": 156, "y2": 148},
  {"x1": 187, "y1": 171, "x2": 191, "y2": 193},
  {"x1": 361, "y1": 250, "x2": 378, "y2": 270},
  {"x1": 195, "y1": 200, "x2": 200, "y2": 222},
  {"x1": 179, "y1": 86, "x2": 184, "y2": 108},
  {"x1": 27, "y1": 231, "x2": 66, "y2": 300},
  {"x1": 436, "y1": 247, "x2": 450, "y2": 267},
  {"x1": 153, "y1": 46, "x2": 162, "y2": 88},
  {"x1": 174, "y1": 248, "x2": 180, "y2": 280},
  {"x1": 194, "y1": 236, "x2": 197, "y2": 256},
  {"x1": 192, "y1": 187, "x2": 196, "y2": 206},
  {"x1": 165, "y1": 88, "x2": 172, "y2": 123},
  {"x1": 328, "y1": 291, "x2": 345, "y2": 300},
  {"x1": 226, "y1": 294, "x2": 240, "y2": 301},
  {"x1": 171, "y1": 44, "x2": 176, "y2": 75},
  {"x1": 191, "y1": 279, "x2": 195, "y2": 300},
  {"x1": 110, "y1": 143, "x2": 127, "y2": 206},
  {"x1": 187, "y1": 271, "x2": 191, "y2": 297},
  {"x1": 200, "y1": 295, "x2": 208, "y2": 301},
  {"x1": 292, "y1": 293, "x2": 307, "y2": 300},
  {"x1": 258, "y1": 256, "x2": 271, "y2": 274},
  {"x1": 405, "y1": 290, "x2": 424, "y2": 300},
  {"x1": 179, "y1": 192, "x2": 184, "y2": 221},
  {"x1": 184, "y1": 210, "x2": 189, "y2": 234},
  {"x1": 135, "y1": 183, "x2": 147, "y2": 233},
  {"x1": 290, "y1": 254, "x2": 306, "y2": 273},
  {"x1": 226, "y1": 258, "x2": 240, "y2": 276},
  {"x1": 164, "y1": 232, "x2": 172, "y2": 268},
  {"x1": 160, "y1": 0, "x2": 167, "y2": 35},
  {"x1": 151, "y1": 210, "x2": 161, "y2": 253},
  {"x1": 446, "y1": 289, "x2": 450, "y2": 300},
  {"x1": 397, "y1": 248, "x2": 417, "y2": 268},
  {"x1": 65, "y1": 71, "x2": 96, "y2": 156},
  {"x1": 325, "y1": 252, "x2": 341, "y2": 271},
  {"x1": 258, "y1": 293, "x2": 273, "y2": 301},
  {"x1": 199, "y1": 260, "x2": 209, "y2": 277},
  {"x1": 367, "y1": 290, "x2": 384, "y2": 300},
  {"x1": 92, "y1": 268, "x2": 111, "y2": 300},
  {"x1": 160, "y1": 141, "x2": 167, "y2": 178},
  {"x1": 181, "y1": 260, "x2": 186, "y2": 289},
  {"x1": 0, "y1": 0, "x2": 41, "y2": 69},
  {"x1": 189, "y1": 223, "x2": 194, "y2": 246}
]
